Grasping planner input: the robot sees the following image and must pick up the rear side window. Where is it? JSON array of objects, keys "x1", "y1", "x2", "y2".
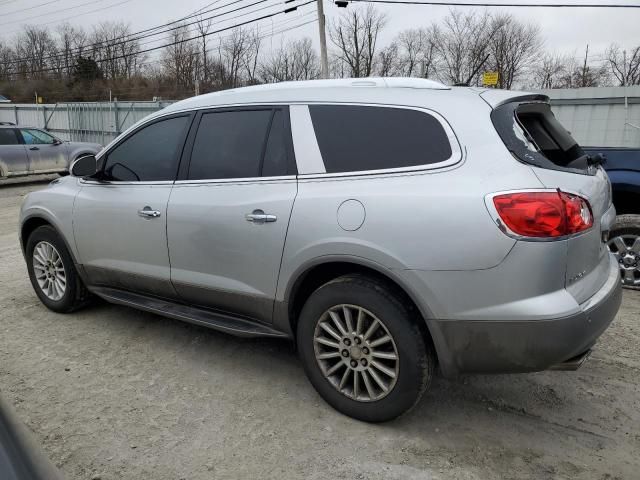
[
  {"x1": 309, "y1": 105, "x2": 453, "y2": 174},
  {"x1": 188, "y1": 110, "x2": 273, "y2": 180},
  {"x1": 102, "y1": 115, "x2": 189, "y2": 181},
  {"x1": 0, "y1": 129, "x2": 19, "y2": 145}
]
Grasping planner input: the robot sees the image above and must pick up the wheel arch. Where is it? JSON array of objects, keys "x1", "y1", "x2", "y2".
[
  {"x1": 279, "y1": 257, "x2": 446, "y2": 369},
  {"x1": 20, "y1": 215, "x2": 81, "y2": 269}
]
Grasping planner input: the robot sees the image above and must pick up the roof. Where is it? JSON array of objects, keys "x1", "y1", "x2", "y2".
[{"x1": 161, "y1": 77, "x2": 452, "y2": 115}]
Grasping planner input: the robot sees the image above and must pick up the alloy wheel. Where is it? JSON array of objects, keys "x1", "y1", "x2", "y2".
[
  {"x1": 608, "y1": 234, "x2": 640, "y2": 287},
  {"x1": 313, "y1": 304, "x2": 399, "y2": 402},
  {"x1": 32, "y1": 241, "x2": 67, "y2": 301}
]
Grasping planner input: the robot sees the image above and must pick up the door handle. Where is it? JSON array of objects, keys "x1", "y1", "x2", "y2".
[
  {"x1": 29, "y1": 146, "x2": 39, "y2": 151},
  {"x1": 138, "y1": 206, "x2": 161, "y2": 218},
  {"x1": 245, "y1": 209, "x2": 277, "y2": 224}
]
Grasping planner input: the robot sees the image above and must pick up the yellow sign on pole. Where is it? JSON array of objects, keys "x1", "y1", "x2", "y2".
[
  {"x1": 482, "y1": 71, "x2": 499, "y2": 87},
  {"x1": 36, "y1": 96, "x2": 43, "y2": 104}
]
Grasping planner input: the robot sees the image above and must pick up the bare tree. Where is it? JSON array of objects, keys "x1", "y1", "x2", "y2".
[
  {"x1": 260, "y1": 37, "x2": 320, "y2": 83},
  {"x1": 243, "y1": 27, "x2": 262, "y2": 85},
  {"x1": 14, "y1": 25, "x2": 54, "y2": 79},
  {"x1": 376, "y1": 42, "x2": 399, "y2": 77},
  {"x1": 161, "y1": 24, "x2": 200, "y2": 90},
  {"x1": 0, "y1": 41, "x2": 15, "y2": 81},
  {"x1": 91, "y1": 22, "x2": 145, "y2": 80},
  {"x1": 55, "y1": 23, "x2": 87, "y2": 79},
  {"x1": 393, "y1": 27, "x2": 438, "y2": 78},
  {"x1": 432, "y1": 10, "x2": 494, "y2": 85},
  {"x1": 329, "y1": 4, "x2": 387, "y2": 78},
  {"x1": 487, "y1": 13, "x2": 541, "y2": 89},
  {"x1": 217, "y1": 27, "x2": 251, "y2": 88},
  {"x1": 532, "y1": 52, "x2": 570, "y2": 89},
  {"x1": 606, "y1": 44, "x2": 640, "y2": 86},
  {"x1": 196, "y1": 16, "x2": 212, "y2": 84}
]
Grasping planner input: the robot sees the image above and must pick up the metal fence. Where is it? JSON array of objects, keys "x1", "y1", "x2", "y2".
[
  {"x1": 1, "y1": 86, "x2": 639, "y2": 148},
  {"x1": 538, "y1": 85, "x2": 640, "y2": 148},
  {"x1": 0, "y1": 101, "x2": 174, "y2": 145}
]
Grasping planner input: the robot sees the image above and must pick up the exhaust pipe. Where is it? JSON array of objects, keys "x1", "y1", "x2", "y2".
[{"x1": 548, "y1": 349, "x2": 592, "y2": 371}]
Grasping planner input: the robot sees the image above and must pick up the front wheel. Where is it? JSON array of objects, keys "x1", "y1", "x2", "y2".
[
  {"x1": 297, "y1": 275, "x2": 434, "y2": 422},
  {"x1": 608, "y1": 214, "x2": 640, "y2": 289},
  {"x1": 26, "y1": 225, "x2": 92, "y2": 312}
]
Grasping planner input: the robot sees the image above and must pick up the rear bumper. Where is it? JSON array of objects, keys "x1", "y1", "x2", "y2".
[{"x1": 430, "y1": 254, "x2": 622, "y2": 376}]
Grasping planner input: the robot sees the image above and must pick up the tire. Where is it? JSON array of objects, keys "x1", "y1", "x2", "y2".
[
  {"x1": 608, "y1": 214, "x2": 640, "y2": 290},
  {"x1": 25, "y1": 225, "x2": 92, "y2": 312},
  {"x1": 296, "y1": 274, "x2": 434, "y2": 422}
]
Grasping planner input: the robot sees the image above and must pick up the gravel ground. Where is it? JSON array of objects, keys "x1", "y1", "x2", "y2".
[{"x1": 1, "y1": 178, "x2": 639, "y2": 480}]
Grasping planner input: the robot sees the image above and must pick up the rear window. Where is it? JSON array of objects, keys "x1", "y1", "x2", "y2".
[
  {"x1": 0, "y1": 129, "x2": 19, "y2": 145},
  {"x1": 309, "y1": 105, "x2": 453, "y2": 174},
  {"x1": 492, "y1": 100, "x2": 588, "y2": 173}
]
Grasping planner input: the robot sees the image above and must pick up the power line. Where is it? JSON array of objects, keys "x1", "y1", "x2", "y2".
[
  {"x1": 1, "y1": 0, "x2": 60, "y2": 16},
  {"x1": 3, "y1": 0, "x2": 278, "y2": 64},
  {"x1": 0, "y1": 0, "x2": 136, "y2": 33},
  {"x1": 14, "y1": 0, "x2": 316, "y2": 76},
  {"x1": 345, "y1": 0, "x2": 640, "y2": 7},
  {"x1": 0, "y1": 0, "x2": 110, "y2": 27}
]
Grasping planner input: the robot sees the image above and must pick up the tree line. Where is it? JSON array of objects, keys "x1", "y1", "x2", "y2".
[{"x1": 0, "y1": 6, "x2": 638, "y2": 103}]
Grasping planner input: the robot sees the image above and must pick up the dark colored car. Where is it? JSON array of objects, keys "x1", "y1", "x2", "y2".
[
  {"x1": 584, "y1": 147, "x2": 640, "y2": 288},
  {"x1": 0, "y1": 394, "x2": 63, "y2": 480}
]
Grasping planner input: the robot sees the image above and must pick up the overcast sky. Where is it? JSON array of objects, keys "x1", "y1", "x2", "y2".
[{"x1": 1, "y1": 0, "x2": 639, "y2": 63}]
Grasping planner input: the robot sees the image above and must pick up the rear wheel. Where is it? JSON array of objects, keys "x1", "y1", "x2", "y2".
[
  {"x1": 608, "y1": 214, "x2": 640, "y2": 289},
  {"x1": 26, "y1": 225, "x2": 92, "y2": 312},
  {"x1": 297, "y1": 274, "x2": 434, "y2": 422}
]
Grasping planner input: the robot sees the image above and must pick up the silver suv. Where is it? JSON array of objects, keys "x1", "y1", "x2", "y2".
[
  {"x1": 0, "y1": 125, "x2": 101, "y2": 178},
  {"x1": 19, "y1": 78, "x2": 622, "y2": 422}
]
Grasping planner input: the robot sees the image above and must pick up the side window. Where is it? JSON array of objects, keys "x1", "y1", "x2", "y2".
[
  {"x1": 21, "y1": 129, "x2": 55, "y2": 145},
  {"x1": 188, "y1": 109, "x2": 273, "y2": 180},
  {"x1": 262, "y1": 110, "x2": 289, "y2": 177},
  {"x1": 309, "y1": 105, "x2": 454, "y2": 174},
  {"x1": 0, "y1": 129, "x2": 19, "y2": 145},
  {"x1": 102, "y1": 115, "x2": 189, "y2": 181}
]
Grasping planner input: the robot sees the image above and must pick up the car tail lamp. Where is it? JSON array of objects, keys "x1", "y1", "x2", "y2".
[{"x1": 493, "y1": 191, "x2": 593, "y2": 238}]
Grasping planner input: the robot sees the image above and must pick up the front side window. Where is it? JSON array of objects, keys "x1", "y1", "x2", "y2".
[
  {"x1": 102, "y1": 115, "x2": 189, "y2": 181},
  {"x1": 0, "y1": 129, "x2": 19, "y2": 145},
  {"x1": 21, "y1": 129, "x2": 56, "y2": 145},
  {"x1": 309, "y1": 105, "x2": 454, "y2": 174},
  {"x1": 188, "y1": 109, "x2": 274, "y2": 180}
]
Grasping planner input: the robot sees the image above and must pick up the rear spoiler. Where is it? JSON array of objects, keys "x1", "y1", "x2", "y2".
[{"x1": 479, "y1": 90, "x2": 549, "y2": 109}]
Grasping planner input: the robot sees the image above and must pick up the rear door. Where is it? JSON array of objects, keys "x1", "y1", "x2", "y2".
[
  {"x1": 74, "y1": 113, "x2": 192, "y2": 297},
  {"x1": 0, "y1": 128, "x2": 29, "y2": 175},
  {"x1": 18, "y1": 128, "x2": 68, "y2": 172},
  {"x1": 167, "y1": 106, "x2": 297, "y2": 323}
]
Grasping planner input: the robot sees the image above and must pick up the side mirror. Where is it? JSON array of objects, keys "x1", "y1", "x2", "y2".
[
  {"x1": 70, "y1": 154, "x2": 97, "y2": 177},
  {"x1": 53, "y1": 138, "x2": 62, "y2": 145}
]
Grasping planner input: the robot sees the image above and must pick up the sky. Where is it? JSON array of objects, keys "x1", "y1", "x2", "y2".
[{"x1": 0, "y1": 0, "x2": 639, "y2": 64}]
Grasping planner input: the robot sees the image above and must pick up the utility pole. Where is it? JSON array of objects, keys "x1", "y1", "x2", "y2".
[
  {"x1": 316, "y1": 0, "x2": 329, "y2": 79},
  {"x1": 581, "y1": 44, "x2": 589, "y2": 87}
]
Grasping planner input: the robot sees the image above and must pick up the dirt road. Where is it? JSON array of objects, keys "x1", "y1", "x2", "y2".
[{"x1": 1, "y1": 178, "x2": 639, "y2": 480}]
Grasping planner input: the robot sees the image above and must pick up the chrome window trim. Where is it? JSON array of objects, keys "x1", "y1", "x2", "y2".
[
  {"x1": 173, "y1": 175, "x2": 297, "y2": 186},
  {"x1": 296, "y1": 102, "x2": 463, "y2": 179},
  {"x1": 79, "y1": 178, "x2": 174, "y2": 186},
  {"x1": 289, "y1": 104, "x2": 326, "y2": 175},
  {"x1": 483, "y1": 188, "x2": 595, "y2": 242}
]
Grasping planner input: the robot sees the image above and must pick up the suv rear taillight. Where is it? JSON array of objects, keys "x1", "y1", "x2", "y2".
[{"x1": 493, "y1": 191, "x2": 593, "y2": 238}]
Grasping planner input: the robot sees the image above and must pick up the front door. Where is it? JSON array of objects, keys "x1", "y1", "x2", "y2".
[
  {"x1": 19, "y1": 128, "x2": 67, "y2": 172},
  {"x1": 73, "y1": 114, "x2": 192, "y2": 297},
  {"x1": 167, "y1": 107, "x2": 297, "y2": 323}
]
